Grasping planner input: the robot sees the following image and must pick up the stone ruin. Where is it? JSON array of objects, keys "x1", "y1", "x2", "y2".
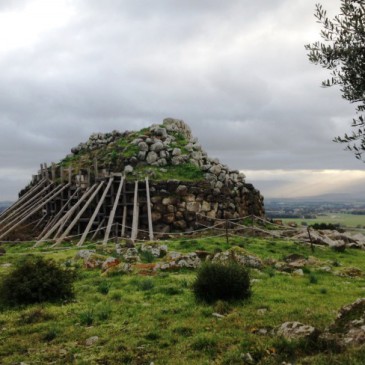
[{"x1": 0, "y1": 118, "x2": 264, "y2": 245}]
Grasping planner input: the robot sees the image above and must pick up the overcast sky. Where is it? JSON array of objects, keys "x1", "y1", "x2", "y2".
[{"x1": 0, "y1": 0, "x2": 364, "y2": 201}]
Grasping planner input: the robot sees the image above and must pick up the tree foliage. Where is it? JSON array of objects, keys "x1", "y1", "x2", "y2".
[{"x1": 305, "y1": 1, "x2": 365, "y2": 160}]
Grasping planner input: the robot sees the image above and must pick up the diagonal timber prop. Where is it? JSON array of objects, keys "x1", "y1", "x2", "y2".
[{"x1": 77, "y1": 177, "x2": 114, "y2": 247}]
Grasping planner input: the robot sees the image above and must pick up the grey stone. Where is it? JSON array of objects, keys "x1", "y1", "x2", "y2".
[
  {"x1": 124, "y1": 165, "x2": 134, "y2": 174},
  {"x1": 138, "y1": 151, "x2": 147, "y2": 160},
  {"x1": 277, "y1": 322, "x2": 318, "y2": 341},
  {"x1": 172, "y1": 148, "x2": 181, "y2": 156},
  {"x1": 85, "y1": 336, "x2": 99, "y2": 346},
  {"x1": 150, "y1": 141, "x2": 164, "y2": 152},
  {"x1": 146, "y1": 151, "x2": 158, "y2": 164},
  {"x1": 210, "y1": 164, "x2": 222, "y2": 175},
  {"x1": 138, "y1": 141, "x2": 149, "y2": 151}
]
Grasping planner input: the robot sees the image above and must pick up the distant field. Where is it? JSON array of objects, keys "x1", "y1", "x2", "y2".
[{"x1": 281, "y1": 213, "x2": 365, "y2": 228}]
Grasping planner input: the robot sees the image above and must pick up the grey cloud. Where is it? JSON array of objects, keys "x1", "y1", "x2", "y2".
[{"x1": 0, "y1": 0, "x2": 361, "y2": 200}]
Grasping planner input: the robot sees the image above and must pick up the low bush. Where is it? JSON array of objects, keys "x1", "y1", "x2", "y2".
[
  {"x1": 193, "y1": 262, "x2": 251, "y2": 303},
  {"x1": 0, "y1": 255, "x2": 76, "y2": 306}
]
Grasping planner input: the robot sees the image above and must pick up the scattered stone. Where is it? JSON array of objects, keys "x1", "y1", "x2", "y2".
[
  {"x1": 211, "y1": 246, "x2": 263, "y2": 268},
  {"x1": 292, "y1": 269, "x2": 304, "y2": 276},
  {"x1": 124, "y1": 165, "x2": 134, "y2": 174},
  {"x1": 101, "y1": 257, "x2": 120, "y2": 271},
  {"x1": 212, "y1": 313, "x2": 225, "y2": 319},
  {"x1": 338, "y1": 267, "x2": 363, "y2": 278},
  {"x1": 141, "y1": 243, "x2": 168, "y2": 258},
  {"x1": 85, "y1": 336, "x2": 99, "y2": 346},
  {"x1": 277, "y1": 322, "x2": 318, "y2": 341},
  {"x1": 123, "y1": 248, "x2": 140, "y2": 263},
  {"x1": 84, "y1": 253, "x2": 108, "y2": 269}
]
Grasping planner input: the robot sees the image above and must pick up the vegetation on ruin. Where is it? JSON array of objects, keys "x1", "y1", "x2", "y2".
[
  {"x1": 58, "y1": 125, "x2": 205, "y2": 182},
  {"x1": 1, "y1": 237, "x2": 365, "y2": 364}
]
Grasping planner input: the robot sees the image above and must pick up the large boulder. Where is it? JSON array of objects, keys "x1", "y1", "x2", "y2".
[
  {"x1": 211, "y1": 246, "x2": 263, "y2": 268},
  {"x1": 277, "y1": 322, "x2": 318, "y2": 341}
]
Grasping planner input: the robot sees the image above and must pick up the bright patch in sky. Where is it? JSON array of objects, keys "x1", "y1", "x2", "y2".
[
  {"x1": 0, "y1": 0, "x2": 75, "y2": 53},
  {"x1": 245, "y1": 170, "x2": 365, "y2": 198}
]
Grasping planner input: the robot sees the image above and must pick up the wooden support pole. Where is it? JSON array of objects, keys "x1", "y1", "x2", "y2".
[
  {"x1": 37, "y1": 187, "x2": 80, "y2": 240},
  {"x1": 0, "y1": 183, "x2": 58, "y2": 231},
  {"x1": 0, "y1": 184, "x2": 70, "y2": 240},
  {"x1": 53, "y1": 187, "x2": 95, "y2": 239},
  {"x1": 60, "y1": 166, "x2": 64, "y2": 183},
  {"x1": 121, "y1": 205, "x2": 127, "y2": 237},
  {"x1": 94, "y1": 158, "x2": 98, "y2": 179},
  {"x1": 103, "y1": 177, "x2": 124, "y2": 246},
  {"x1": 131, "y1": 180, "x2": 139, "y2": 241},
  {"x1": 40, "y1": 164, "x2": 44, "y2": 178},
  {"x1": 68, "y1": 167, "x2": 72, "y2": 184},
  {"x1": 0, "y1": 178, "x2": 47, "y2": 220},
  {"x1": 91, "y1": 217, "x2": 106, "y2": 241},
  {"x1": 44, "y1": 163, "x2": 49, "y2": 180},
  {"x1": 35, "y1": 187, "x2": 94, "y2": 245},
  {"x1": 53, "y1": 182, "x2": 104, "y2": 247},
  {"x1": 77, "y1": 177, "x2": 114, "y2": 247},
  {"x1": 145, "y1": 177, "x2": 154, "y2": 241},
  {"x1": 51, "y1": 163, "x2": 56, "y2": 182}
]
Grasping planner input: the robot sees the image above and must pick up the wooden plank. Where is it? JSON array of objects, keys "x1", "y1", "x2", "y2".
[
  {"x1": 0, "y1": 183, "x2": 60, "y2": 233},
  {"x1": 51, "y1": 163, "x2": 56, "y2": 181},
  {"x1": 131, "y1": 180, "x2": 139, "y2": 241},
  {"x1": 0, "y1": 178, "x2": 47, "y2": 220},
  {"x1": 0, "y1": 182, "x2": 55, "y2": 226},
  {"x1": 103, "y1": 177, "x2": 124, "y2": 246},
  {"x1": 0, "y1": 184, "x2": 70, "y2": 240},
  {"x1": 145, "y1": 177, "x2": 154, "y2": 241},
  {"x1": 37, "y1": 187, "x2": 80, "y2": 240},
  {"x1": 91, "y1": 217, "x2": 106, "y2": 241},
  {"x1": 53, "y1": 182, "x2": 104, "y2": 247},
  {"x1": 121, "y1": 205, "x2": 127, "y2": 237},
  {"x1": 35, "y1": 187, "x2": 94, "y2": 245},
  {"x1": 77, "y1": 177, "x2": 114, "y2": 247},
  {"x1": 53, "y1": 186, "x2": 96, "y2": 239}
]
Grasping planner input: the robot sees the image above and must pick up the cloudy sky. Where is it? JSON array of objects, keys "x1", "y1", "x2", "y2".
[{"x1": 0, "y1": 0, "x2": 364, "y2": 201}]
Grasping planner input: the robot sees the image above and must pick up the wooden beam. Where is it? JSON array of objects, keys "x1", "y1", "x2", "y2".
[
  {"x1": 0, "y1": 184, "x2": 70, "y2": 240},
  {"x1": 145, "y1": 177, "x2": 154, "y2": 241},
  {"x1": 53, "y1": 182, "x2": 104, "y2": 247},
  {"x1": 77, "y1": 177, "x2": 114, "y2": 247},
  {"x1": 53, "y1": 186, "x2": 96, "y2": 239},
  {"x1": 103, "y1": 176, "x2": 124, "y2": 246},
  {"x1": 0, "y1": 183, "x2": 60, "y2": 232},
  {"x1": 131, "y1": 180, "x2": 139, "y2": 241},
  {"x1": 91, "y1": 217, "x2": 106, "y2": 241},
  {"x1": 35, "y1": 186, "x2": 94, "y2": 245},
  {"x1": 0, "y1": 182, "x2": 54, "y2": 226},
  {"x1": 0, "y1": 178, "x2": 47, "y2": 220},
  {"x1": 37, "y1": 187, "x2": 80, "y2": 240},
  {"x1": 51, "y1": 163, "x2": 56, "y2": 182}
]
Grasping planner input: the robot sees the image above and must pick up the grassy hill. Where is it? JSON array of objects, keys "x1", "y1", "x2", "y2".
[{"x1": 1, "y1": 237, "x2": 365, "y2": 364}]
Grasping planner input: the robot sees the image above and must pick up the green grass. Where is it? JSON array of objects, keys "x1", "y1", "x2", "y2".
[{"x1": 0, "y1": 237, "x2": 365, "y2": 364}]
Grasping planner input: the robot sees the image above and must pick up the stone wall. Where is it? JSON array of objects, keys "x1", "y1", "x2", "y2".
[{"x1": 136, "y1": 180, "x2": 264, "y2": 234}]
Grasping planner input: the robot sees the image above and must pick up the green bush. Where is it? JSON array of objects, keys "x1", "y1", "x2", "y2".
[
  {"x1": 193, "y1": 263, "x2": 251, "y2": 303},
  {"x1": 0, "y1": 256, "x2": 76, "y2": 306},
  {"x1": 97, "y1": 281, "x2": 111, "y2": 295}
]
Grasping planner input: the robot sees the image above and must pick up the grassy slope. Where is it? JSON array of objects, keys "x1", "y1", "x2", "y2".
[{"x1": 0, "y1": 237, "x2": 365, "y2": 364}]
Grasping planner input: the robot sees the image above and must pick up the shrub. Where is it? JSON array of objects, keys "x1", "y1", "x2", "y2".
[
  {"x1": 137, "y1": 279, "x2": 154, "y2": 291},
  {"x1": 0, "y1": 256, "x2": 76, "y2": 306},
  {"x1": 193, "y1": 263, "x2": 251, "y2": 303},
  {"x1": 309, "y1": 274, "x2": 318, "y2": 284},
  {"x1": 97, "y1": 281, "x2": 111, "y2": 295},
  {"x1": 79, "y1": 309, "x2": 94, "y2": 326}
]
